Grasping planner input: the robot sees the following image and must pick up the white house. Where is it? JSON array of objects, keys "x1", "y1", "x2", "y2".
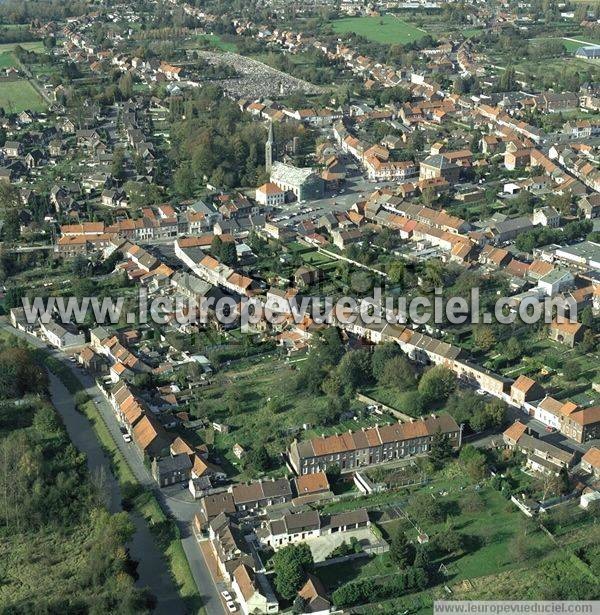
[
  {"x1": 534, "y1": 396, "x2": 562, "y2": 431},
  {"x1": 232, "y1": 564, "x2": 279, "y2": 615},
  {"x1": 40, "y1": 320, "x2": 85, "y2": 349},
  {"x1": 255, "y1": 182, "x2": 285, "y2": 207}
]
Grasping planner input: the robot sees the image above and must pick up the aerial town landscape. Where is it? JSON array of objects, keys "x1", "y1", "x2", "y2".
[{"x1": 1, "y1": 0, "x2": 600, "y2": 613}]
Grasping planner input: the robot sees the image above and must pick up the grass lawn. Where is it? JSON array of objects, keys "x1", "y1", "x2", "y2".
[
  {"x1": 0, "y1": 52, "x2": 17, "y2": 69},
  {"x1": 362, "y1": 384, "x2": 422, "y2": 416},
  {"x1": 0, "y1": 79, "x2": 46, "y2": 112},
  {"x1": 198, "y1": 33, "x2": 237, "y2": 52},
  {"x1": 318, "y1": 552, "x2": 398, "y2": 591},
  {"x1": 0, "y1": 41, "x2": 44, "y2": 53},
  {"x1": 192, "y1": 355, "x2": 377, "y2": 477},
  {"x1": 188, "y1": 33, "x2": 237, "y2": 52},
  {"x1": 529, "y1": 36, "x2": 600, "y2": 53},
  {"x1": 332, "y1": 15, "x2": 431, "y2": 45},
  {"x1": 379, "y1": 486, "x2": 553, "y2": 582}
]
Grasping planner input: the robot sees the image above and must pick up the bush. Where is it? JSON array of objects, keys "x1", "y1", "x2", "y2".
[
  {"x1": 74, "y1": 391, "x2": 90, "y2": 409},
  {"x1": 332, "y1": 566, "x2": 429, "y2": 608}
]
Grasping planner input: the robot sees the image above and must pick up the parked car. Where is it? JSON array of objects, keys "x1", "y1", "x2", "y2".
[
  {"x1": 221, "y1": 591, "x2": 232, "y2": 601},
  {"x1": 226, "y1": 601, "x2": 237, "y2": 613},
  {"x1": 122, "y1": 433, "x2": 132, "y2": 443}
]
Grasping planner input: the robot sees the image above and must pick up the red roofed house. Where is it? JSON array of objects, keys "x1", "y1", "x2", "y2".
[
  {"x1": 510, "y1": 375, "x2": 545, "y2": 407},
  {"x1": 581, "y1": 447, "x2": 600, "y2": 479}
]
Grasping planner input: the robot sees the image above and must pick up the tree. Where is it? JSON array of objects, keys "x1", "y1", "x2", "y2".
[
  {"x1": 2, "y1": 209, "x2": 21, "y2": 241},
  {"x1": 499, "y1": 65, "x2": 516, "y2": 92},
  {"x1": 433, "y1": 527, "x2": 463, "y2": 555},
  {"x1": 430, "y1": 429, "x2": 454, "y2": 469},
  {"x1": 389, "y1": 529, "x2": 415, "y2": 568},
  {"x1": 580, "y1": 329, "x2": 596, "y2": 353},
  {"x1": 563, "y1": 359, "x2": 580, "y2": 382},
  {"x1": 244, "y1": 445, "x2": 271, "y2": 473},
  {"x1": 445, "y1": 390, "x2": 484, "y2": 427},
  {"x1": 482, "y1": 398, "x2": 507, "y2": 429},
  {"x1": 473, "y1": 325, "x2": 496, "y2": 352},
  {"x1": 32, "y1": 406, "x2": 60, "y2": 436},
  {"x1": 336, "y1": 349, "x2": 373, "y2": 391},
  {"x1": 424, "y1": 259, "x2": 444, "y2": 288},
  {"x1": 0, "y1": 183, "x2": 20, "y2": 209},
  {"x1": 551, "y1": 466, "x2": 570, "y2": 496},
  {"x1": 118, "y1": 72, "x2": 133, "y2": 98},
  {"x1": 387, "y1": 260, "x2": 406, "y2": 285},
  {"x1": 414, "y1": 544, "x2": 432, "y2": 571},
  {"x1": 418, "y1": 366, "x2": 456, "y2": 405},
  {"x1": 581, "y1": 306, "x2": 594, "y2": 328},
  {"x1": 509, "y1": 528, "x2": 533, "y2": 562},
  {"x1": 460, "y1": 490, "x2": 484, "y2": 514},
  {"x1": 403, "y1": 391, "x2": 425, "y2": 416},
  {"x1": 174, "y1": 163, "x2": 195, "y2": 197},
  {"x1": 313, "y1": 328, "x2": 344, "y2": 368},
  {"x1": 379, "y1": 355, "x2": 416, "y2": 391},
  {"x1": 220, "y1": 241, "x2": 237, "y2": 266},
  {"x1": 505, "y1": 336, "x2": 523, "y2": 361},
  {"x1": 325, "y1": 463, "x2": 340, "y2": 485},
  {"x1": 211, "y1": 235, "x2": 223, "y2": 258},
  {"x1": 272, "y1": 543, "x2": 314, "y2": 600},
  {"x1": 71, "y1": 255, "x2": 89, "y2": 277},
  {"x1": 458, "y1": 445, "x2": 487, "y2": 481},
  {"x1": 372, "y1": 342, "x2": 402, "y2": 380},
  {"x1": 408, "y1": 493, "x2": 443, "y2": 523},
  {"x1": 111, "y1": 147, "x2": 126, "y2": 181},
  {"x1": 292, "y1": 596, "x2": 307, "y2": 614}
]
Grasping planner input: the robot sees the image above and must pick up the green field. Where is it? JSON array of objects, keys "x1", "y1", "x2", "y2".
[
  {"x1": 528, "y1": 36, "x2": 600, "y2": 52},
  {"x1": 190, "y1": 33, "x2": 237, "y2": 52},
  {"x1": 0, "y1": 52, "x2": 17, "y2": 69},
  {"x1": 0, "y1": 41, "x2": 44, "y2": 54},
  {"x1": 0, "y1": 79, "x2": 46, "y2": 112},
  {"x1": 332, "y1": 15, "x2": 430, "y2": 45}
]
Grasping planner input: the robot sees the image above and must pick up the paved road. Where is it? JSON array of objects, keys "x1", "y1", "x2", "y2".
[{"x1": 1, "y1": 321, "x2": 225, "y2": 615}]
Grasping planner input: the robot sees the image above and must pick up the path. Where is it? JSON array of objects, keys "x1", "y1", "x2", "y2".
[{"x1": 562, "y1": 37, "x2": 600, "y2": 48}]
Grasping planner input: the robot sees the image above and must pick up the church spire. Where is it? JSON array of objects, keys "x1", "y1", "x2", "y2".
[{"x1": 265, "y1": 121, "x2": 274, "y2": 174}]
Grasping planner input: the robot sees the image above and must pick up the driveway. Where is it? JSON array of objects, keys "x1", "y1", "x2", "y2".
[{"x1": 1, "y1": 320, "x2": 225, "y2": 615}]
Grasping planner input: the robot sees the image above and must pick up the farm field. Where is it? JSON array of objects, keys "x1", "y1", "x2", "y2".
[
  {"x1": 0, "y1": 79, "x2": 46, "y2": 112},
  {"x1": 332, "y1": 15, "x2": 431, "y2": 45}
]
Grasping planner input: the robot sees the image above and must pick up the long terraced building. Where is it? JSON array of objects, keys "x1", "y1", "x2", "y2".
[{"x1": 288, "y1": 414, "x2": 461, "y2": 475}]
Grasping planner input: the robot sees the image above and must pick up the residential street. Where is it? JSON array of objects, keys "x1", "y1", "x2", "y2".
[{"x1": 1, "y1": 320, "x2": 225, "y2": 615}]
